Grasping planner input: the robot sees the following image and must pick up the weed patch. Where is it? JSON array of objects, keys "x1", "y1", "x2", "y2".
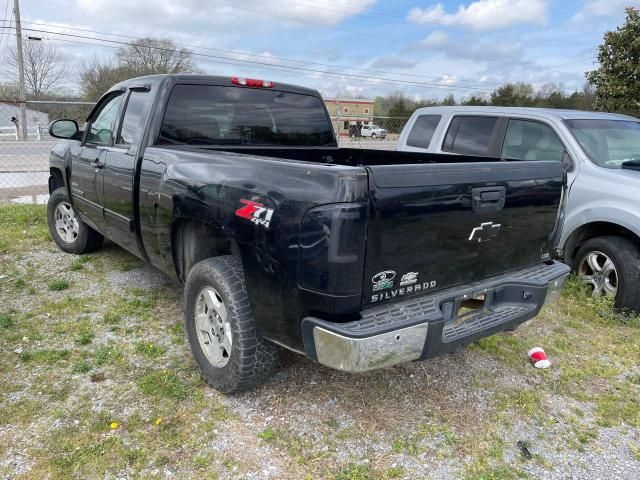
[
  {"x1": 48, "y1": 279, "x2": 70, "y2": 291},
  {"x1": 138, "y1": 370, "x2": 190, "y2": 401}
]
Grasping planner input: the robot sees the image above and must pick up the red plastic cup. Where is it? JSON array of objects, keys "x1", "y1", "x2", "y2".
[{"x1": 528, "y1": 347, "x2": 551, "y2": 369}]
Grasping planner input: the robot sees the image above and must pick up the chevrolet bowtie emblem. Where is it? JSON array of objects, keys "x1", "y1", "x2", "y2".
[{"x1": 469, "y1": 222, "x2": 501, "y2": 243}]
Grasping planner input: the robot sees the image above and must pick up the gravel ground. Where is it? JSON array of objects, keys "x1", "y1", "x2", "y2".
[{"x1": 0, "y1": 205, "x2": 639, "y2": 479}]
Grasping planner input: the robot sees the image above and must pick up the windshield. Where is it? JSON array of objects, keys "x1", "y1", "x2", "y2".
[
  {"x1": 158, "y1": 84, "x2": 335, "y2": 147},
  {"x1": 371, "y1": 125, "x2": 380, "y2": 129},
  {"x1": 565, "y1": 119, "x2": 640, "y2": 168}
]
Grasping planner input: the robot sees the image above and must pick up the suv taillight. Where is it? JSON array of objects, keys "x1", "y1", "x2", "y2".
[{"x1": 299, "y1": 203, "x2": 367, "y2": 295}]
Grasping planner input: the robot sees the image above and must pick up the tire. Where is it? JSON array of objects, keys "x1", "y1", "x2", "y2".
[
  {"x1": 371, "y1": 133, "x2": 377, "y2": 138},
  {"x1": 184, "y1": 256, "x2": 280, "y2": 393},
  {"x1": 47, "y1": 187, "x2": 103, "y2": 254},
  {"x1": 574, "y1": 236, "x2": 640, "y2": 313}
]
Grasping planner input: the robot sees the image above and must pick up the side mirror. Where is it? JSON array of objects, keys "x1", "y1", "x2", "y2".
[{"x1": 49, "y1": 119, "x2": 79, "y2": 139}]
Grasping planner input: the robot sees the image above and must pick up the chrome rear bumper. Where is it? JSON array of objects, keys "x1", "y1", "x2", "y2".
[
  {"x1": 313, "y1": 323, "x2": 429, "y2": 372},
  {"x1": 302, "y1": 261, "x2": 570, "y2": 373}
]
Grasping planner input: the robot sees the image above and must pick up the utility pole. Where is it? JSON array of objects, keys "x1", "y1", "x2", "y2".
[{"x1": 13, "y1": 0, "x2": 28, "y2": 141}]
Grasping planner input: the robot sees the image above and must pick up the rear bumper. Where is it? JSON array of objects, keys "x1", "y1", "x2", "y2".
[{"x1": 302, "y1": 261, "x2": 570, "y2": 372}]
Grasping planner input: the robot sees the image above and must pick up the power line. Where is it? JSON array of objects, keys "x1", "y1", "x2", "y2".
[
  {"x1": 1, "y1": 25, "x2": 512, "y2": 93},
  {"x1": 0, "y1": 0, "x2": 11, "y2": 53},
  {"x1": 13, "y1": 20, "x2": 509, "y2": 89},
  {"x1": 8, "y1": 20, "x2": 588, "y2": 93}
]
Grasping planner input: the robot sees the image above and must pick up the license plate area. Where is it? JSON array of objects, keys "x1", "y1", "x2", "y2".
[{"x1": 440, "y1": 290, "x2": 495, "y2": 325}]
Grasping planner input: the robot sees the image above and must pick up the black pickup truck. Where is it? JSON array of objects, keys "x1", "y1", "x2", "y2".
[{"x1": 47, "y1": 74, "x2": 570, "y2": 392}]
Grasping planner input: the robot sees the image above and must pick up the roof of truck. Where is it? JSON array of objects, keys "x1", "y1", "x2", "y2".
[
  {"x1": 410, "y1": 106, "x2": 638, "y2": 121},
  {"x1": 111, "y1": 74, "x2": 322, "y2": 97}
]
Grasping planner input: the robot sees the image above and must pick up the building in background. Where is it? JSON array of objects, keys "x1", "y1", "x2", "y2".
[
  {"x1": 324, "y1": 98, "x2": 374, "y2": 137},
  {"x1": 0, "y1": 103, "x2": 49, "y2": 139}
]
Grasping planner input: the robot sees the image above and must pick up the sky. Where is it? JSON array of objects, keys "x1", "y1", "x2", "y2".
[{"x1": 0, "y1": 0, "x2": 638, "y2": 101}]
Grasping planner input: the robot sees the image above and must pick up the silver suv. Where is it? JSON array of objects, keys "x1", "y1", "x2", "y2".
[{"x1": 397, "y1": 106, "x2": 640, "y2": 313}]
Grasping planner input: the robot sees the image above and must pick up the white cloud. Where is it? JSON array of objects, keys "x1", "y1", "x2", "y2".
[
  {"x1": 75, "y1": 0, "x2": 376, "y2": 28},
  {"x1": 407, "y1": 0, "x2": 548, "y2": 30},
  {"x1": 370, "y1": 56, "x2": 417, "y2": 69},
  {"x1": 437, "y1": 74, "x2": 457, "y2": 85},
  {"x1": 420, "y1": 31, "x2": 449, "y2": 48},
  {"x1": 571, "y1": 0, "x2": 640, "y2": 23}
]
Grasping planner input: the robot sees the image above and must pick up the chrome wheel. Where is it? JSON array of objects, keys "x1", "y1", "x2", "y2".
[
  {"x1": 195, "y1": 287, "x2": 232, "y2": 367},
  {"x1": 54, "y1": 201, "x2": 80, "y2": 244},
  {"x1": 578, "y1": 250, "x2": 618, "y2": 298}
]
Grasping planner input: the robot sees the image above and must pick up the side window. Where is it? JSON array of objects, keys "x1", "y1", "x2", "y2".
[
  {"x1": 443, "y1": 116, "x2": 498, "y2": 156},
  {"x1": 502, "y1": 119, "x2": 565, "y2": 161},
  {"x1": 118, "y1": 91, "x2": 151, "y2": 146},
  {"x1": 406, "y1": 115, "x2": 441, "y2": 149},
  {"x1": 86, "y1": 94, "x2": 123, "y2": 145}
]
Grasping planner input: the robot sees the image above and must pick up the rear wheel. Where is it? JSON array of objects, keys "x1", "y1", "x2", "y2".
[
  {"x1": 574, "y1": 236, "x2": 640, "y2": 313},
  {"x1": 184, "y1": 256, "x2": 280, "y2": 393},
  {"x1": 47, "y1": 187, "x2": 103, "y2": 254}
]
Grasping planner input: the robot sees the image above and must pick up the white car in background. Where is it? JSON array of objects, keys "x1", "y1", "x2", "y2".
[
  {"x1": 360, "y1": 124, "x2": 387, "y2": 139},
  {"x1": 397, "y1": 106, "x2": 640, "y2": 313}
]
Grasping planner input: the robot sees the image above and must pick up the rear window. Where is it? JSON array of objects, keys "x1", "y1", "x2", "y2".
[
  {"x1": 443, "y1": 116, "x2": 498, "y2": 156},
  {"x1": 157, "y1": 84, "x2": 335, "y2": 147},
  {"x1": 406, "y1": 115, "x2": 441, "y2": 149}
]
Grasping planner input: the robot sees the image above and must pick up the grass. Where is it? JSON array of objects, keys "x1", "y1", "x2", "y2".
[
  {"x1": 258, "y1": 426, "x2": 275, "y2": 441},
  {"x1": 0, "y1": 312, "x2": 15, "y2": 329},
  {"x1": 48, "y1": 279, "x2": 70, "y2": 291},
  {"x1": 0, "y1": 204, "x2": 49, "y2": 253},
  {"x1": 1, "y1": 205, "x2": 640, "y2": 479},
  {"x1": 93, "y1": 345, "x2": 122, "y2": 367},
  {"x1": 137, "y1": 369, "x2": 190, "y2": 401},
  {"x1": 19, "y1": 348, "x2": 70, "y2": 364},
  {"x1": 69, "y1": 256, "x2": 93, "y2": 271},
  {"x1": 134, "y1": 341, "x2": 166, "y2": 358}
]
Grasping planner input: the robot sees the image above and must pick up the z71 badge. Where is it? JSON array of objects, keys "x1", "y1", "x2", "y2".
[{"x1": 235, "y1": 199, "x2": 274, "y2": 229}]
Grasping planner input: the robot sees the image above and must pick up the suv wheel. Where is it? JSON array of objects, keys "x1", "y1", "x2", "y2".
[
  {"x1": 371, "y1": 133, "x2": 377, "y2": 138},
  {"x1": 184, "y1": 256, "x2": 280, "y2": 393},
  {"x1": 47, "y1": 187, "x2": 103, "y2": 254},
  {"x1": 574, "y1": 236, "x2": 640, "y2": 312}
]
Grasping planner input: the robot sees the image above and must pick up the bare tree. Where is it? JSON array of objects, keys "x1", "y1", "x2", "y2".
[
  {"x1": 7, "y1": 41, "x2": 67, "y2": 99},
  {"x1": 116, "y1": 37, "x2": 198, "y2": 75},
  {"x1": 78, "y1": 56, "x2": 134, "y2": 101}
]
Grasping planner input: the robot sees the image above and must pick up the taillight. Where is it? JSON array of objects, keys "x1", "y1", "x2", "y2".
[
  {"x1": 299, "y1": 203, "x2": 367, "y2": 295},
  {"x1": 231, "y1": 77, "x2": 274, "y2": 88}
]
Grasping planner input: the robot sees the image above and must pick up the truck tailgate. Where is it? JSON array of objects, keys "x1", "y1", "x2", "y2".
[{"x1": 364, "y1": 160, "x2": 563, "y2": 305}]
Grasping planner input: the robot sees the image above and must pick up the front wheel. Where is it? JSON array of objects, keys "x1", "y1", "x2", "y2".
[
  {"x1": 574, "y1": 236, "x2": 640, "y2": 313},
  {"x1": 371, "y1": 133, "x2": 377, "y2": 138},
  {"x1": 47, "y1": 187, "x2": 103, "y2": 254},
  {"x1": 184, "y1": 256, "x2": 280, "y2": 393}
]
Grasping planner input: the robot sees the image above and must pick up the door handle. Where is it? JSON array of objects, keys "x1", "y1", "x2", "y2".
[
  {"x1": 92, "y1": 159, "x2": 104, "y2": 169},
  {"x1": 471, "y1": 186, "x2": 506, "y2": 213}
]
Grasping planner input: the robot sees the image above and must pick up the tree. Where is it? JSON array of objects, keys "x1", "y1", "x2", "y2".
[
  {"x1": 490, "y1": 82, "x2": 535, "y2": 106},
  {"x1": 78, "y1": 37, "x2": 199, "y2": 100},
  {"x1": 587, "y1": 7, "x2": 640, "y2": 113},
  {"x1": 441, "y1": 93, "x2": 456, "y2": 106},
  {"x1": 461, "y1": 95, "x2": 489, "y2": 106},
  {"x1": 116, "y1": 38, "x2": 198, "y2": 76},
  {"x1": 78, "y1": 57, "x2": 134, "y2": 101},
  {"x1": 6, "y1": 41, "x2": 67, "y2": 99}
]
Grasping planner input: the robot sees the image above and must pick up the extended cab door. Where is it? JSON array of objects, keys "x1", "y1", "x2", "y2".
[
  {"x1": 71, "y1": 92, "x2": 124, "y2": 232},
  {"x1": 102, "y1": 87, "x2": 154, "y2": 257}
]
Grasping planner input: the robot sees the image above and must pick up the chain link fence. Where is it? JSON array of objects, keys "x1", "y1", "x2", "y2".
[
  {"x1": 332, "y1": 115, "x2": 410, "y2": 150},
  {"x1": 0, "y1": 100, "x2": 93, "y2": 203},
  {"x1": 0, "y1": 104, "x2": 410, "y2": 204}
]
